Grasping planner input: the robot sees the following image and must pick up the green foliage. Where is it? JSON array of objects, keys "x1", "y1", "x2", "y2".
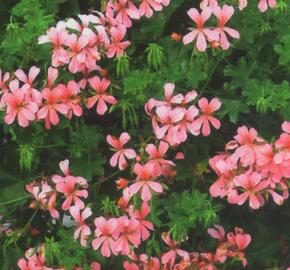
[{"x1": 160, "y1": 190, "x2": 218, "y2": 241}]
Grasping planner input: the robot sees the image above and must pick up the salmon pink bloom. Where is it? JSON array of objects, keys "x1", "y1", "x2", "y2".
[
  {"x1": 192, "y1": 97, "x2": 221, "y2": 136},
  {"x1": 4, "y1": 80, "x2": 38, "y2": 127},
  {"x1": 234, "y1": 172, "x2": 268, "y2": 209},
  {"x1": 213, "y1": 5, "x2": 240, "y2": 50},
  {"x1": 38, "y1": 22, "x2": 70, "y2": 67},
  {"x1": 129, "y1": 163, "x2": 163, "y2": 201},
  {"x1": 229, "y1": 126, "x2": 261, "y2": 166},
  {"x1": 162, "y1": 83, "x2": 184, "y2": 105},
  {"x1": 161, "y1": 232, "x2": 189, "y2": 268},
  {"x1": 139, "y1": 0, "x2": 169, "y2": 18},
  {"x1": 129, "y1": 202, "x2": 154, "y2": 241},
  {"x1": 227, "y1": 228, "x2": 251, "y2": 266},
  {"x1": 258, "y1": 0, "x2": 276, "y2": 12},
  {"x1": 113, "y1": 0, "x2": 140, "y2": 28},
  {"x1": 86, "y1": 76, "x2": 117, "y2": 115},
  {"x1": 207, "y1": 224, "x2": 225, "y2": 241},
  {"x1": 274, "y1": 133, "x2": 290, "y2": 164},
  {"x1": 37, "y1": 85, "x2": 69, "y2": 129},
  {"x1": 90, "y1": 262, "x2": 101, "y2": 270},
  {"x1": 115, "y1": 216, "x2": 141, "y2": 255},
  {"x1": 15, "y1": 66, "x2": 42, "y2": 104},
  {"x1": 183, "y1": 7, "x2": 219, "y2": 52},
  {"x1": 282, "y1": 121, "x2": 290, "y2": 134},
  {"x1": 107, "y1": 26, "x2": 131, "y2": 58},
  {"x1": 145, "y1": 141, "x2": 175, "y2": 176},
  {"x1": 61, "y1": 80, "x2": 83, "y2": 119},
  {"x1": 92, "y1": 217, "x2": 119, "y2": 257},
  {"x1": 66, "y1": 34, "x2": 90, "y2": 73},
  {"x1": 107, "y1": 132, "x2": 136, "y2": 170},
  {"x1": 69, "y1": 206, "x2": 92, "y2": 247},
  {"x1": 200, "y1": 0, "x2": 218, "y2": 9},
  {"x1": 0, "y1": 69, "x2": 10, "y2": 106},
  {"x1": 55, "y1": 176, "x2": 88, "y2": 210},
  {"x1": 155, "y1": 106, "x2": 186, "y2": 144}
]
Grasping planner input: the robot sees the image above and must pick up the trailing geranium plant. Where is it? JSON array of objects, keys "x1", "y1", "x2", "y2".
[{"x1": 0, "y1": 0, "x2": 289, "y2": 269}]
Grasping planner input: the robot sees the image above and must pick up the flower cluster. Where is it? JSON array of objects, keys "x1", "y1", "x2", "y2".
[
  {"x1": 0, "y1": 67, "x2": 117, "y2": 128},
  {"x1": 183, "y1": 5, "x2": 240, "y2": 51},
  {"x1": 209, "y1": 123, "x2": 290, "y2": 209},
  {"x1": 26, "y1": 160, "x2": 88, "y2": 218},
  {"x1": 145, "y1": 83, "x2": 222, "y2": 146},
  {"x1": 123, "y1": 225, "x2": 251, "y2": 269},
  {"x1": 18, "y1": 245, "x2": 101, "y2": 270}
]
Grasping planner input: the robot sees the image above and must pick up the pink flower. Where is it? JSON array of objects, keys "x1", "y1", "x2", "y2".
[
  {"x1": 192, "y1": 97, "x2": 221, "y2": 136},
  {"x1": 107, "y1": 25, "x2": 131, "y2": 58},
  {"x1": 238, "y1": 0, "x2": 248, "y2": 10},
  {"x1": 161, "y1": 232, "x2": 189, "y2": 268},
  {"x1": 155, "y1": 106, "x2": 186, "y2": 144},
  {"x1": 113, "y1": 0, "x2": 140, "y2": 28},
  {"x1": 258, "y1": 0, "x2": 276, "y2": 12},
  {"x1": 107, "y1": 132, "x2": 136, "y2": 170},
  {"x1": 86, "y1": 76, "x2": 117, "y2": 115},
  {"x1": 145, "y1": 141, "x2": 175, "y2": 176},
  {"x1": 4, "y1": 80, "x2": 38, "y2": 127},
  {"x1": 69, "y1": 206, "x2": 92, "y2": 247},
  {"x1": 92, "y1": 217, "x2": 119, "y2": 257},
  {"x1": 61, "y1": 80, "x2": 83, "y2": 119},
  {"x1": 234, "y1": 172, "x2": 268, "y2": 209},
  {"x1": 207, "y1": 224, "x2": 225, "y2": 241},
  {"x1": 230, "y1": 126, "x2": 261, "y2": 166},
  {"x1": 115, "y1": 216, "x2": 141, "y2": 255},
  {"x1": 162, "y1": 83, "x2": 184, "y2": 105},
  {"x1": 129, "y1": 163, "x2": 163, "y2": 201},
  {"x1": 15, "y1": 66, "x2": 42, "y2": 104},
  {"x1": 90, "y1": 262, "x2": 101, "y2": 270},
  {"x1": 0, "y1": 69, "x2": 10, "y2": 106},
  {"x1": 139, "y1": 0, "x2": 169, "y2": 18},
  {"x1": 129, "y1": 202, "x2": 154, "y2": 241},
  {"x1": 66, "y1": 34, "x2": 90, "y2": 73},
  {"x1": 213, "y1": 5, "x2": 240, "y2": 50},
  {"x1": 55, "y1": 176, "x2": 88, "y2": 210},
  {"x1": 183, "y1": 8, "x2": 219, "y2": 52},
  {"x1": 282, "y1": 121, "x2": 290, "y2": 134},
  {"x1": 37, "y1": 85, "x2": 69, "y2": 129}
]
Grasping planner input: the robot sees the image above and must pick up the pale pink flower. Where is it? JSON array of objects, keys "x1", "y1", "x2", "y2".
[
  {"x1": 61, "y1": 80, "x2": 83, "y2": 119},
  {"x1": 55, "y1": 176, "x2": 88, "y2": 210},
  {"x1": 161, "y1": 83, "x2": 184, "y2": 105},
  {"x1": 282, "y1": 121, "x2": 290, "y2": 134},
  {"x1": 107, "y1": 25, "x2": 131, "y2": 58},
  {"x1": 113, "y1": 0, "x2": 140, "y2": 28},
  {"x1": 115, "y1": 216, "x2": 141, "y2": 255},
  {"x1": 145, "y1": 141, "x2": 175, "y2": 176},
  {"x1": 274, "y1": 133, "x2": 290, "y2": 164},
  {"x1": 66, "y1": 34, "x2": 90, "y2": 73},
  {"x1": 107, "y1": 132, "x2": 136, "y2": 170},
  {"x1": 37, "y1": 85, "x2": 69, "y2": 129},
  {"x1": 192, "y1": 97, "x2": 221, "y2": 136},
  {"x1": 86, "y1": 76, "x2": 117, "y2": 115},
  {"x1": 155, "y1": 106, "x2": 186, "y2": 144},
  {"x1": 213, "y1": 5, "x2": 240, "y2": 50},
  {"x1": 258, "y1": 0, "x2": 276, "y2": 12},
  {"x1": 230, "y1": 126, "x2": 261, "y2": 166},
  {"x1": 139, "y1": 0, "x2": 164, "y2": 18},
  {"x1": 161, "y1": 232, "x2": 189, "y2": 268},
  {"x1": 92, "y1": 217, "x2": 119, "y2": 257},
  {"x1": 234, "y1": 172, "x2": 268, "y2": 209},
  {"x1": 183, "y1": 7, "x2": 219, "y2": 52},
  {"x1": 15, "y1": 66, "x2": 42, "y2": 104},
  {"x1": 129, "y1": 163, "x2": 163, "y2": 201},
  {"x1": 69, "y1": 206, "x2": 92, "y2": 247},
  {"x1": 207, "y1": 224, "x2": 225, "y2": 241},
  {"x1": 0, "y1": 69, "x2": 10, "y2": 107},
  {"x1": 129, "y1": 202, "x2": 154, "y2": 241},
  {"x1": 238, "y1": 0, "x2": 248, "y2": 10},
  {"x1": 4, "y1": 80, "x2": 38, "y2": 127},
  {"x1": 200, "y1": 0, "x2": 218, "y2": 10},
  {"x1": 38, "y1": 22, "x2": 70, "y2": 67}
]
